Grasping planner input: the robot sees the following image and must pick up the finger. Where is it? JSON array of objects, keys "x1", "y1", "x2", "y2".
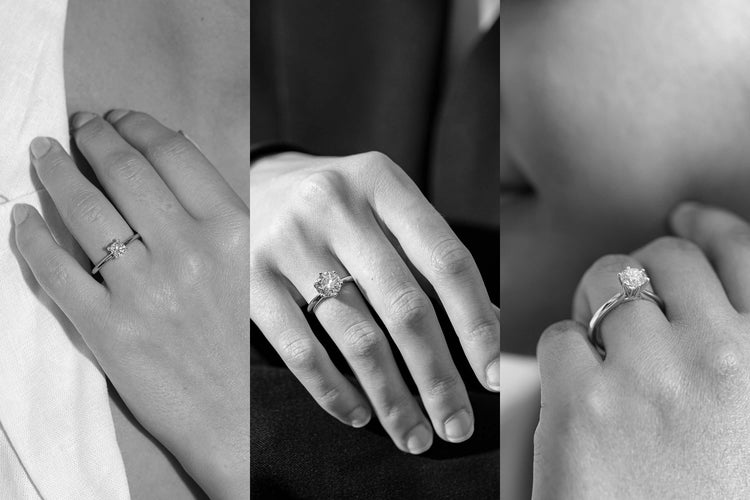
[
  {"x1": 632, "y1": 236, "x2": 734, "y2": 323},
  {"x1": 671, "y1": 202, "x2": 750, "y2": 312},
  {"x1": 573, "y1": 254, "x2": 669, "y2": 359},
  {"x1": 105, "y1": 110, "x2": 244, "y2": 219},
  {"x1": 71, "y1": 112, "x2": 188, "y2": 238},
  {"x1": 365, "y1": 154, "x2": 499, "y2": 391},
  {"x1": 329, "y1": 220, "x2": 475, "y2": 445},
  {"x1": 30, "y1": 137, "x2": 146, "y2": 283},
  {"x1": 250, "y1": 275, "x2": 372, "y2": 428},
  {"x1": 537, "y1": 320, "x2": 600, "y2": 400},
  {"x1": 13, "y1": 204, "x2": 108, "y2": 320},
  {"x1": 293, "y1": 268, "x2": 436, "y2": 454}
]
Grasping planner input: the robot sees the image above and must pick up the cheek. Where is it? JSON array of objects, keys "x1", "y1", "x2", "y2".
[{"x1": 502, "y1": 0, "x2": 750, "y2": 221}]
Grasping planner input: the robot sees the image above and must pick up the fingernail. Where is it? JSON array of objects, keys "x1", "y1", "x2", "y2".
[
  {"x1": 349, "y1": 407, "x2": 371, "y2": 428},
  {"x1": 105, "y1": 109, "x2": 130, "y2": 123},
  {"x1": 444, "y1": 409, "x2": 474, "y2": 443},
  {"x1": 486, "y1": 358, "x2": 500, "y2": 391},
  {"x1": 71, "y1": 112, "x2": 97, "y2": 129},
  {"x1": 12, "y1": 204, "x2": 28, "y2": 224},
  {"x1": 670, "y1": 202, "x2": 699, "y2": 236},
  {"x1": 29, "y1": 137, "x2": 51, "y2": 160},
  {"x1": 406, "y1": 424, "x2": 433, "y2": 454}
]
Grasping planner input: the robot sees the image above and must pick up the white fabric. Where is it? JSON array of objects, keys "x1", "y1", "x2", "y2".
[{"x1": 0, "y1": 1, "x2": 130, "y2": 497}]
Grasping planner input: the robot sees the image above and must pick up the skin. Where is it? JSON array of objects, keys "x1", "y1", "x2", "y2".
[
  {"x1": 501, "y1": 0, "x2": 750, "y2": 354},
  {"x1": 63, "y1": 1, "x2": 249, "y2": 497},
  {"x1": 13, "y1": 112, "x2": 249, "y2": 499},
  {"x1": 534, "y1": 203, "x2": 750, "y2": 498},
  {"x1": 250, "y1": 152, "x2": 500, "y2": 454}
]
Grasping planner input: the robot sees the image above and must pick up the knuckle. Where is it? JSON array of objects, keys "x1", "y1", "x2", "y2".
[
  {"x1": 144, "y1": 134, "x2": 191, "y2": 164},
  {"x1": 430, "y1": 237, "x2": 475, "y2": 277},
  {"x1": 67, "y1": 190, "x2": 104, "y2": 224},
  {"x1": 356, "y1": 150, "x2": 392, "y2": 169},
  {"x1": 297, "y1": 170, "x2": 348, "y2": 209},
  {"x1": 463, "y1": 318, "x2": 500, "y2": 345},
  {"x1": 386, "y1": 285, "x2": 432, "y2": 327},
  {"x1": 343, "y1": 321, "x2": 384, "y2": 361},
  {"x1": 575, "y1": 382, "x2": 612, "y2": 423},
  {"x1": 381, "y1": 391, "x2": 415, "y2": 422},
  {"x1": 40, "y1": 252, "x2": 71, "y2": 291},
  {"x1": 423, "y1": 372, "x2": 462, "y2": 399},
  {"x1": 315, "y1": 383, "x2": 344, "y2": 407},
  {"x1": 703, "y1": 341, "x2": 750, "y2": 398},
  {"x1": 176, "y1": 248, "x2": 215, "y2": 286},
  {"x1": 106, "y1": 151, "x2": 147, "y2": 186},
  {"x1": 278, "y1": 330, "x2": 319, "y2": 372}
]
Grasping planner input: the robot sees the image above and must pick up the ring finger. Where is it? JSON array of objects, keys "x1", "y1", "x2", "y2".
[
  {"x1": 289, "y1": 262, "x2": 435, "y2": 455},
  {"x1": 30, "y1": 137, "x2": 147, "y2": 283},
  {"x1": 573, "y1": 254, "x2": 670, "y2": 358}
]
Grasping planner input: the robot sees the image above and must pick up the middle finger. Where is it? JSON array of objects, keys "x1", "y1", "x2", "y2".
[
  {"x1": 71, "y1": 113, "x2": 188, "y2": 239},
  {"x1": 332, "y1": 214, "x2": 475, "y2": 444}
]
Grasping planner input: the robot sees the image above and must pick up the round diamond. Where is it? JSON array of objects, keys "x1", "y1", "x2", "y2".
[
  {"x1": 314, "y1": 271, "x2": 343, "y2": 298},
  {"x1": 618, "y1": 267, "x2": 648, "y2": 291},
  {"x1": 107, "y1": 239, "x2": 128, "y2": 259}
]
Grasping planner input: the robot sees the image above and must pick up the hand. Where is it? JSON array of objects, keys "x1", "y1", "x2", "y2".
[
  {"x1": 250, "y1": 151, "x2": 499, "y2": 454},
  {"x1": 13, "y1": 111, "x2": 249, "y2": 499},
  {"x1": 533, "y1": 202, "x2": 750, "y2": 499}
]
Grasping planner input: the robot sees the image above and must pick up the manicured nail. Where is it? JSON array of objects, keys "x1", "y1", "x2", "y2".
[
  {"x1": 12, "y1": 204, "x2": 28, "y2": 224},
  {"x1": 406, "y1": 424, "x2": 433, "y2": 454},
  {"x1": 29, "y1": 137, "x2": 51, "y2": 160},
  {"x1": 444, "y1": 409, "x2": 474, "y2": 443},
  {"x1": 105, "y1": 109, "x2": 130, "y2": 123},
  {"x1": 349, "y1": 407, "x2": 371, "y2": 428},
  {"x1": 486, "y1": 358, "x2": 500, "y2": 391},
  {"x1": 71, "y1": 112, "x2": 97, "y2": 129}
]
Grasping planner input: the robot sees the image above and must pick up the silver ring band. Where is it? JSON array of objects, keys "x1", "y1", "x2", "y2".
[
  {"x1": 91, "y1": 233, "x2": 141, "y2": 275},
  {"x1": 587, "y1": 267, "x2": 665, "y2": 355},
  {"x1": 306, "y1": 272, "x2": 354, "y2": 313}
]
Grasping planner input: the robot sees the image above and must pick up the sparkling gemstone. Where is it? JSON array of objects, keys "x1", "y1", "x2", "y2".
[
  {"x1": 619, "y1": 267, "x2": 648, "y2": 290},
  {"x1": 107, "y1": 240, "x2": 128, "y2": 258},
  {"x1": 314, "y1": 271, "x2": 343, "y2": 298}
]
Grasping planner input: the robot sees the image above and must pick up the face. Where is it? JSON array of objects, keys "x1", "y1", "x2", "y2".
[{"x1": 501, "y1": 0, "x2": 750, "y2": 353}]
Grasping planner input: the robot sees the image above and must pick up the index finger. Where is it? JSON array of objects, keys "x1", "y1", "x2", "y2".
[{"x1": 365, "y1": 153, "x2": 500, "y2": 391}]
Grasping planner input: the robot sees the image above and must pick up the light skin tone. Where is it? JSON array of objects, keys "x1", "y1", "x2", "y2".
[
  {"x1": 250, "y1": 152, "x2": 500, "y2": 454},
  {"x1": 501, "y1": 0, "x2": 750, "y2": 354},
  {"x1": 534, "y1": 202, "x2": 750, "y2": 499},
  {"x1": 13, "y1": 110, "x2": 249, "y2": 500}
]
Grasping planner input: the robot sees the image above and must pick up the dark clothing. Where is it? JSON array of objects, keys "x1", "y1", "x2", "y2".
[{"x1": 251, "y1": 1, "x2": 499, "y2": 497}]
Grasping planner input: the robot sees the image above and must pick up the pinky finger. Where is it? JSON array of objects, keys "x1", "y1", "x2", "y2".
[
  {"x1": 251, "y1": 279, "x2": 373, "y2": 428},
  {"x1": 13, "y1": 204, "x2": 108, "y2": 318}
]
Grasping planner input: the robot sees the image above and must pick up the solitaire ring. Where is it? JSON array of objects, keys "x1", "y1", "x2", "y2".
[
  {"x1": 91, "y1": 233, "x2": 141, "y2": 275},
  {"x1": 306, "y1": 271, "x2": 354, "y2": 313},
  {"x1": 588, "y1": 266, "x2": 665, "y2": 355}
]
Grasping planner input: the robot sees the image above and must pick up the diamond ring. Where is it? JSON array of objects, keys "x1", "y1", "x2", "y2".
[
  {"x1": 306, "y1": 271, "x2": 354, "y2": 313},
  {"x1": 588, "y1": 267, "x2": 665, "y2": 355},
  {"x1": 91, "y1": 233, "x2": 142, "y2": 275}
]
